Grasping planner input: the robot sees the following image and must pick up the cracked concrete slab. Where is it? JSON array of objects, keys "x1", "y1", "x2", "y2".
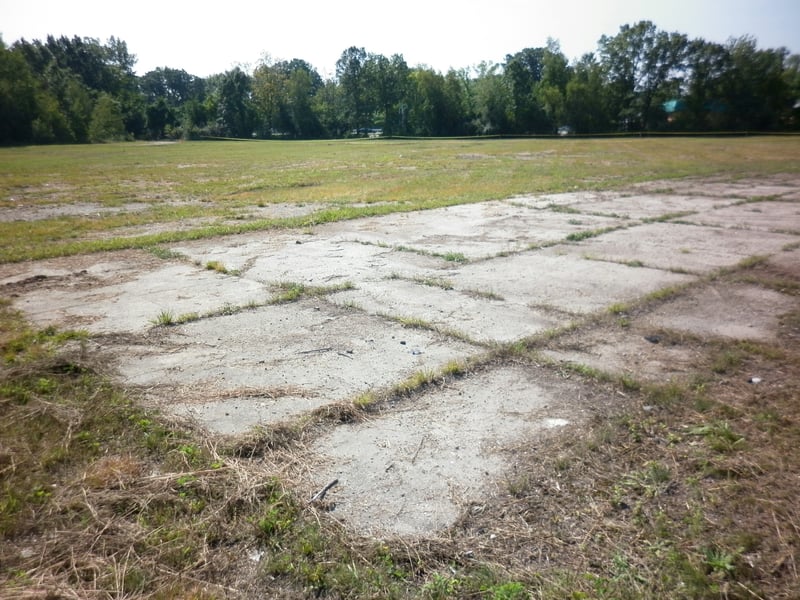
[
  {"x1": 557, "y1": 222, "x2": 798, "y2": 274},
  {"x1": 682, "y1": 201, "x2": 800, "y2": 233},
  {"x1": 109, "y1": 299, "x2": 475, "y2": 431},
  {"x1": 311, "y1": 365, "x2": 587, "y2": 536}
]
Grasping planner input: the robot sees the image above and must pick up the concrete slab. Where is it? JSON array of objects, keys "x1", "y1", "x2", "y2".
[
  {"x1": 329, "y1": 278, "x2": 561, "y2": 343},
  {"x1": 4, "y1": 174, "x2": 799, "y2": 538},
  {"x1": 563, "y1": 222, "x2": 798, "y2": 274},
  {"x1": 322, "y1": 201, "x2": 625, "y2": 259},
  {"x1": 509, "y1": 190, "x2": 622, "y2": 210},
  {"x1": 631, "y1": 177, "x2": 800, "y2": 199},
  {"x1": 448, "y1": 248, "x2": 694, "y2": 314},
  {"x1": 11, "y1": 262, "x2": 267, "y2": 334},
  {"x1": 310, "y1": 365, "x2": 583, "y2": 536},
  {"x1": 644, "y1": 282, "x2": 797, "y2": 341},
  {"x1": 541, "y1": 327, "x2": 706, "y2": 383},
  {"x1": 565, "y1": 194, "x2": 732, "y2": 219},
  {"x1": 683, "y1": 201, "x2": 800, "y2": 233},
  {"x1": 541, "y1": 281, "x2": 797, "y2": 382},
  {"x1": 112, "y1": 299, "x2": 476, "y2": 431}
]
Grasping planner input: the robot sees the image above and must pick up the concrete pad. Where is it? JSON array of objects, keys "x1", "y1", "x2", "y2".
[
  {"x1": 242, "y1": 239, "x2": 442, "y2": 286},
  {"x1": 564, "y1": 222, "x2": 798, "y2": 274},
  {"x1": 12, "y1": 263, "x2": 267, "y2": 334},
  {"x1": 768, "y1": 247, "x2": 800, "y2": 276},
  {"x1": 683, "y1": 201, "x2": 800, "y2": 233},
  {"x1": 541, "y1": 281, "x2": 796, "y2": 381},
  {"x1": 509, "y1": 191, "x2": 621, "y2": 210},
  {"x1": 566, "y1": 194, "x2": 730, "y2": 220},
  {"x1": 632, "y1": 177, "x2": 800, "y2": 198},
  {"x1": 329, "y1": 278, "x2": 561, "y2": 343},
  {"x1": 309, "y1": 365, "x2": 581, "y2": 536},
  {"x1": 4, "y1": 174, "x2": 799, "y2": 538},
  {"x1": 112, "y1": 299, "x2": 476, "y2": 431},
  {"x1": 448, "y1": 249, "x2": 694, "y2": 314},
  {"x1": 323, "y1": 201, "x2": 625, "y2": 259},
  {"x1": 644, "y1": 282, "x2": 797, "y2": 341},
  {"x1": 541, "y1": 328, "x2": 706, "y2": 383}
]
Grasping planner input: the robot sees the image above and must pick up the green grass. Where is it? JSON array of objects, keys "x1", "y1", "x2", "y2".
[{"x1": 2, "y1": 137, "x2": 800, "y2": 263}]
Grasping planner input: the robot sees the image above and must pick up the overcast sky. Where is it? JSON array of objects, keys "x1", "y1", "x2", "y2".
[{"x1": 2, "y1": 0, "x2": 798, "y2": 78}]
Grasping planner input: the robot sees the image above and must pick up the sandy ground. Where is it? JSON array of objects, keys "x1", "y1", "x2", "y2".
[{"x1": 1, "y1": 175, "x2": 798, "y2": 536}]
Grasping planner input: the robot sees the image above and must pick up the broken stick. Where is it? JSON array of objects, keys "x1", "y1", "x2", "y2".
[{"x1": 309, "y1": 479, "x2": 339, "y2": 504}]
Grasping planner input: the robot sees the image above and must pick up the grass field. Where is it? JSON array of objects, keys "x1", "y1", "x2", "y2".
[
  {"x1": 1, "y1": 137, "x2": 799, "y2": 599},
  {"x1": 2, "y1": 137, "x2": 800, "y2": 263}
]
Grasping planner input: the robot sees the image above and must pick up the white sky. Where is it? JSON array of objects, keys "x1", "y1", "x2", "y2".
[{"x1": 2, "y1": 0, "x2": 798, "y2": 78}]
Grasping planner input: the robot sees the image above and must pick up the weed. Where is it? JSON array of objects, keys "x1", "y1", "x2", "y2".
[
  {"x1": 485, "y1": 581, "x2": 529, "y2": 600},
  {"x1": 465, "y1": 288, "x2": 504, "y2": 301},
  {"x1": 688, "y1": 421, "x2": 745, "y2": 452},
  {"x1": 397, "y1": 316, "x2": 432, "y2": 329},
  {"x1": 711, "y1": 349, "x2": 742, "y2": 374},
  {"x1": 205, "y1": 260, "x2": 230, "y2": 274},
  {"x1": 545, "y1": 203, "x2": 581, "y2": 214},
  {"x1": 147, "y1": 246, "x2": 184, "y2": 260},
  {"x1": 703, "y1": 546, "x2": 738, "y2": 577},
  {"x1": 151, "y1": 309, "x2": 176, "y2": 326},
  {"x1": 441, "y1": 251, "x2": 468, "y2": 263},
  {"x1": 607, "y1": 302, "x2": 630, "y2": 315},
  {"x1": 423, "y1": 573, "x2": 461, "y2": 599}
]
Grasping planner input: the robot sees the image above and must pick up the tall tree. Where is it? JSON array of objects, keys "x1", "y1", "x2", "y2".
[
  {"x1": 0, "y1": 38, "x2": 39, "y2": 143},
  {"x1": 336, "y1": 46, "x2": 371, "y2": 134},
  {"x1": 217, "y1": 67, "x2": 254, "y2": 137},
  {"x1": 504, "y1": 47, "x2": 547, "y2": 133},
  {"x1": 564, "y1": 53, "x2": 612, "y2": 133},
  {"x1": 472, "y1": 62, "x2": 512, "y2": 134},
  {"x1": 598, "y1": 21, "x2": 688, "y2": 130},
  {"x1": 366, "y1": 53, "x2": 409, "y2": 136},
  {"x1": 88, "y1": 93, "x2": 126, "y2": 142}
]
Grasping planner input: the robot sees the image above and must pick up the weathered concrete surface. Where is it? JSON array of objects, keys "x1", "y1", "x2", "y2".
[
  {"x1": 3, "y1": 175, "x2": 799, "y2": 537},
  {"x1": 555, "y1": 222, "x2": 797, "y2": 274}
]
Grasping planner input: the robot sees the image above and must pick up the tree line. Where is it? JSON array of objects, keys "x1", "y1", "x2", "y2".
[{"x1": 2, "y1": 20, "x2": 799, "y2": 145}]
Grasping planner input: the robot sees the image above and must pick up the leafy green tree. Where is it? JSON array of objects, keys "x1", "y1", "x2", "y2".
[
  {"x1": 472, "y1": 62, "x2": 512, "y2": 134},
  {"x1": 534, "y1": 40, "x2": 571, "y2": 130},
  {"x1": 725, "y1": 36, "x2": 788, "y2": 130},
  {"x1": 89, "y1": 93, "x2": 126, "y2": 142},
  {"x1": 598, "y1": 21, "x2": 688, "y2": 130},
  {"x1": 366, "y1": 53, "x2": 409, "y2": 136},
  {"x1": 407, "y1": 67, "x2": 449, "y2": 136},
  {"x1": 336, "y1": 46, "x2": 372, "y2": 134},
  {"x1": 564, "y1": 53, "x2": 612, "y2": 133},
  {"x1": 784, "y1": 54, "x2": 800, "y2": 129},
  {"x1": 0, "y1": 38, "x2": 39, "y2": 143},
  {"x1": 504, "y1": 47, "x2": 548, "y2": 132},
  {"x1": 253, "y1": 57, "x2": 322, "y2": 137},
  {"x1": 217, "y1": 67, "x2": 255, "y2": 137},
  {"x1": 312, "y1": 79, "x2": 346, "y2": 137}
]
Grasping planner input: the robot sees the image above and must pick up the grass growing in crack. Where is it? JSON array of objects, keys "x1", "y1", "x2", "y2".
[
  {"x1": 465, "y1": 288, "x2": 505, "y2": 301},
  {"x1": 151, "y1": 309, "x2": 176, "y2": 326},
  {"x1": 396, "y1": 316, "x2": 432, "y2": 329},
  {"x1": 147, "y1": 246, "x2": 184, "y2": 260},
  {"x1": 565, "y1": 226, "x2": 618, "y2": 242},
  {"x1": 441, "y1": 251, "x2": 468, "y2": 263},
  {"x1": 205, "y1": 259, "x2": 233, "y2": 274},
  {"x1": 269, "y1": 280, "x2": 355, "y2": 304}
]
